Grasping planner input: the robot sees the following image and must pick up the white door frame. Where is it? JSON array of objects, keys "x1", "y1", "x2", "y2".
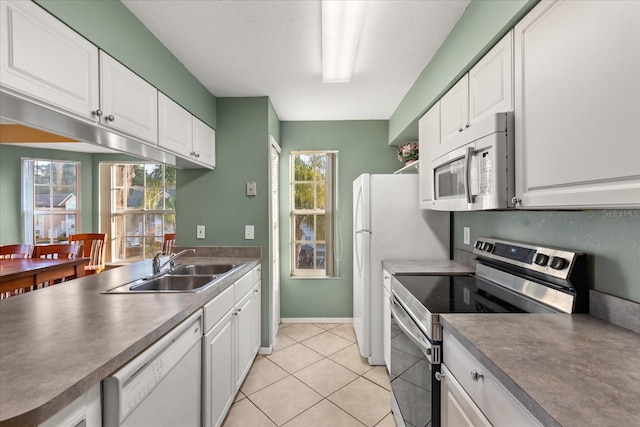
[{"x1": 268, "y1": 136, "x2": 281, "y2": 345}]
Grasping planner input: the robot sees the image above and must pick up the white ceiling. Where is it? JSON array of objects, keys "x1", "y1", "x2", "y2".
[{"x1": 121, "y1": 0, "x2": 470, "y2": 121}]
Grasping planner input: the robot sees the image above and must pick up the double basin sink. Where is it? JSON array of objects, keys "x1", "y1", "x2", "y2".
[{"x1": 104, "y1": 263, "x2": 242, "y2": 293}]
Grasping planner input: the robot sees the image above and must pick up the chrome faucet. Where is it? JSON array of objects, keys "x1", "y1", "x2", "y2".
[{"x1": 152, "y1": 248, "x2": 196, "y2": 274}]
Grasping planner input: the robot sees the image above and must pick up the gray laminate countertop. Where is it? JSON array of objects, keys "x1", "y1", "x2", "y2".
[
  {"x1": 0, "y1": 254, "x2": 260, "y2": 427},
  {"x1": 382, "y1": 259, "x2": 475, "y2": 275},
  {"x1": 440, "y1": 313, "x2": 640, "y2": 427}
]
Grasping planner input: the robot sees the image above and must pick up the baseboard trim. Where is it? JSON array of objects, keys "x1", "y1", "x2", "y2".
[{"x1": 281, "y1": 317, "x2": 353, "y2": 324}]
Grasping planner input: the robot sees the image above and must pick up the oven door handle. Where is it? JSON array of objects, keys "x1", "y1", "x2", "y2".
[{"x1": 390, "y1": 297, "x2": 435, "y2": 363}]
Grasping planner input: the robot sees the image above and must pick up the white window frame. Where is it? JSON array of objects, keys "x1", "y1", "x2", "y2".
[
  {"x1": 99, "y1": 162, "x2": 176, "y2": 263},
  {"x1": 290, "y1": 150, "x2": 338, "y2": 277},
  {"x1": 22, "y1": 158, "x2": 81, "y2": 245}
]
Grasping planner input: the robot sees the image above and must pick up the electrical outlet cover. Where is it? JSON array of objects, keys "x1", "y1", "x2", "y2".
[{"x1": 197, "y1": 225, "x2": 205, "y2": 239}]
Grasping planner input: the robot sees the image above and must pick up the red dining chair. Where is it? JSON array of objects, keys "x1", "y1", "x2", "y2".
[
  {"x1": 69, "y1": 233, "x2": 107, "y2": 275},
  {"x1": 32, "y1": 243, "x2": 84, "y2": 288},
  {"x1": 162, "y1": 233, "x2": 176, "y2": 255}
]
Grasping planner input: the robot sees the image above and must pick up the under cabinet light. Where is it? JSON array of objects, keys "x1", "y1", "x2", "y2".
[{"x1": 322, "y1": 0, "x2": 366, "y2": 83}]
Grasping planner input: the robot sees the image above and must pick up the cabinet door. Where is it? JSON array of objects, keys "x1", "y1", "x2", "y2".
[
  {"x1": 382, "y1": 286, "x2": 391, "y2": 372},
  {"x1": 440, "y1": 365, "x2": 491, "y2": 427},
  {"x1": 439, "y1": 76, "x2": 469, "y2": 154},
  {"x1": 203, "y1": 310, "x2": 235, "y2": 427},
  {"x1": 0, "y1": 0, "x2": 99, "y2": 119},
  {"x1": 469, "y1": 30, "x2": 513, "y2": 126},
  {"x1": 418, "y1": 102, "x2": 439, "y2": 208},
  {"x1": 159, "y1": 92, "x2": 193, "y2": 157},
  {"x1": 251, "y1": 281, "x2": 261, "y2": 356},
  {"x1": 193, "y1": 117, "x2": 216, "y2": 168},
  {"x1": 234, "y1": 291, "x2": 253, "y2": 390},
  {"x1": 514, "y1": 0, "x2": 640, "y2": 208},
  {"x1": 100, "y1": 52, "x2": 158, "y2": 144}
]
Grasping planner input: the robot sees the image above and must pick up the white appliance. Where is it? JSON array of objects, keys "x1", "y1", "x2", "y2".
[
  {"x1": 431, "y1": 112, "x2": 515, "y2": 211},
  {"x1": 102, "y1": 310, "x2": 203, "y2": 427},
  {"x1": 353, "y1": 173, "x2": 449, "y2": 365}
]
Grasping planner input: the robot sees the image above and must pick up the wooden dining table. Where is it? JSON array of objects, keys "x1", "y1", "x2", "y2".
[{"x1": 0, "y1": 257, "x2": 89, "y2": 296}]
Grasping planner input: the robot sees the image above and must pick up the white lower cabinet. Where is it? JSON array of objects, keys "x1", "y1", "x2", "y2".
[
  {"x1": 203, "y1": 265, "x2": 261, "y2": 427},
  {"x1": 441, "y1": 364, "x2": 491, "y2": 427},
  {"x1": 40, "y1": 383, "x2": 101, "y2": 427},
  {"x1": 442, "y1": 330, "x2": 541, "y2": 427},
  {"x1": 251, "y1": 266, "x2": 262, "y2": 355}
]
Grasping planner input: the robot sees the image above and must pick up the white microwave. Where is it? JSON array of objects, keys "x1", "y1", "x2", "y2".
[{"x1": 430, "y1": 112, "x2": 515, "y2": 211}]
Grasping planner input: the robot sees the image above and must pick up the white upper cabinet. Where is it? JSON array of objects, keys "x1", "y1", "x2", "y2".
[
  {"x1": 192, "y1": 116, "x2": 217, "y2": 169},
  {"x1": 159, "y1": 92, "x2": 193, "y2": 156},
  {"x1": 100, "y1": 51, "x2": 158, "y2": 144},
  {"x1": 419, "y1": 102, "x2": 440, "y2": 208},
  {"x1": 437, "y1": 31, "x2": 514, "y2": 159},
  {"x1": 159, "y1": 92, "x2": 216, "y2": 169},
  {"x1": 438, "y1": 76, "x2": 469, "y2": 155},
  {"x1": 514, "y1": 0, "x2": 640, "y2": 208},
  {"x1": 0, "y1": 0, "x2": 99, "y2": 119},
  {"x1": 469, "y1": 31, "x2": 513, "y2": 126}
]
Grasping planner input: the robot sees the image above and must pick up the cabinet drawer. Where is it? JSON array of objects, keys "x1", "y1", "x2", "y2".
[
  {"x1": 234, "y1": 270, "x2": 254, "y2": 303},
  {"x1": 443, "y1": 330, "x2": 541, "y2": 426},
  {"x1": 203, "y1": 285, "x2": 234, "y2": 332}
]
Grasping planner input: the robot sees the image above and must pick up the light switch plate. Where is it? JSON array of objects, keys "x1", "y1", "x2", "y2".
[
  {"x1": 197, "y1": 225, "x2": 205, "y2": 239},
  {"x1": 245, "y1": 225, "x2": 255, "y2": 240},
  {"x1": 246, "y1": 182, "x2": 257, "y2": 197},
  {"x1": 463, "y1": 227, "x2": 470, "y2": 245}
]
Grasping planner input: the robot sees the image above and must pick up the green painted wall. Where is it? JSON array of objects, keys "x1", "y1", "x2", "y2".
[
  {"x1": 0, "y1": 145, "x2": 94, "y2": 243},
  {"x1": 279, "y1": 121, "x2": 398, "y2": 318},
  {"x1": 388, "y1": 0, "x2": 538, "y2": 145},
  {"x1": 177, "y1": 97, "x2": 273, "y2": 345},
  {"x1": 34, "y1": 0, "x2": 217, "y2": 128},
  {"x1": 453, "y1": 211, "x2": 640, "y2": 303}
]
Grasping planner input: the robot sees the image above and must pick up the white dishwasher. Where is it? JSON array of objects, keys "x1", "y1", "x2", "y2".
[{"x1": 102, "y1": 310, "x2": 203, "y2": 427}]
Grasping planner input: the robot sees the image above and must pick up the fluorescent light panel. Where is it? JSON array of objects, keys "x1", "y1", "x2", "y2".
[{"x1": 322, "y1": 0, "x2": 366, "y2": 83}]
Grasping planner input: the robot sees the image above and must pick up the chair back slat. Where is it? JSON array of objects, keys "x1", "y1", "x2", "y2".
[
  {"x1": 0, "y1": 244, "x2": 33, "y2": 259},
  {"x1": 34, "y1": 243, "x2": 83, "y2": 259}
]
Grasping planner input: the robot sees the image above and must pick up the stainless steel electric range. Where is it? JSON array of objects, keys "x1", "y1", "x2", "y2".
[{"x1": 388, "y1": 237, "x2": 588, "y2": 427}]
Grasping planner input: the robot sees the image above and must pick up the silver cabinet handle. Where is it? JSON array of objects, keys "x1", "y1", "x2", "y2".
[
  {"x1": 190, "y1": 151, "x2": 196, "y2": 156},
  {"x1": 254, "y1": 289, "x2": 259, "y2": 294},
  {"x1": 511, "y1": 197, "x2": 522, "y2": 206},
  {"x1": 458, "y1": 127, "x2": 463, "y2": 132},
  {"x1": 105, "y1": 115, "x2": 115, "y2": 122},
  {"x1": 195, "y1": 153, "x2": 200, "y2": 158},
  {"x1": 92, "y1": 109, "x2": 103, "y2": 118},
  {"x1": 471, "y1": 370, "x2": 484, "y2": 381},
  {"x1": 435, "y1": 371, "x2": 445, "y2": 382},
  {"x1": 465, "y1": 123, "x2": 470, "y2": 128}
]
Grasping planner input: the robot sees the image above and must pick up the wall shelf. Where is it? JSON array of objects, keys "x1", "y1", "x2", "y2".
[{"x1": 394, "y1": 160, "x2": 419, "y2": 174}]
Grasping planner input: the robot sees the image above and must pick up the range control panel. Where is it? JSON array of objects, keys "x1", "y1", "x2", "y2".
[{"x1": 473, "y1": 237, "x2": 581, "y2": 280}]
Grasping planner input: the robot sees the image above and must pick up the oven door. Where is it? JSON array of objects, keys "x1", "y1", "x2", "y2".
[{"x1": 390, "y1": 296, "x2": 441, "y2": 427}]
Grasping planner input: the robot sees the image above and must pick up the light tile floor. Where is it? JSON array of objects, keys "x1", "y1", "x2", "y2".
[{"x1": 222, "y1": 323, "x2": 395, "y2": 427}]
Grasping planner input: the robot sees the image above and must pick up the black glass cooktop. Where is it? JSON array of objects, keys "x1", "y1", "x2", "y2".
[{"x1": 394, "y1": 274, "x2": 525, "y2": 314}]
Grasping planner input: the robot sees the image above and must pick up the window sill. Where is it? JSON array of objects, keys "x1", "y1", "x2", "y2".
[{"x1": 290, "y1": 275, "x2": 341, "y2": 280}]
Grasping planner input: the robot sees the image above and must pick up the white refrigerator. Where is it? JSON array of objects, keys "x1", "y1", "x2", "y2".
[{"x1": 353, "y1": 173, "x2": 449, "y2": 365}]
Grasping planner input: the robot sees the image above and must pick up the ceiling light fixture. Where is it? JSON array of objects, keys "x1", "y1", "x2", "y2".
[{"x1": 322, "y1": 0, "x2": 366, "y2": 83}]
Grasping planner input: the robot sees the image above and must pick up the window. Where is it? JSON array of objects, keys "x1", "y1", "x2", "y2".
[
  {"x1": 291, "y1": 151, "x2": 337, "y2": 277},
  {"x1": 22, "y1": 159, "x2": 80, "y2": 244},
  {"x1": 103, "y1": 163, "x2": 176, "y2": 262}
]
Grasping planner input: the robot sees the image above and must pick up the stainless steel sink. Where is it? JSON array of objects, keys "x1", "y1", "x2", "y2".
[
  {"x1": 103, "y1": 274, "x2": 217, "y2": 293},
  {"x1": 168, "y1": 264, "x2": 239, "y2": 276},
  {"x1": 102, "y1": 262, "x2": 246, "y2": 293}
]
